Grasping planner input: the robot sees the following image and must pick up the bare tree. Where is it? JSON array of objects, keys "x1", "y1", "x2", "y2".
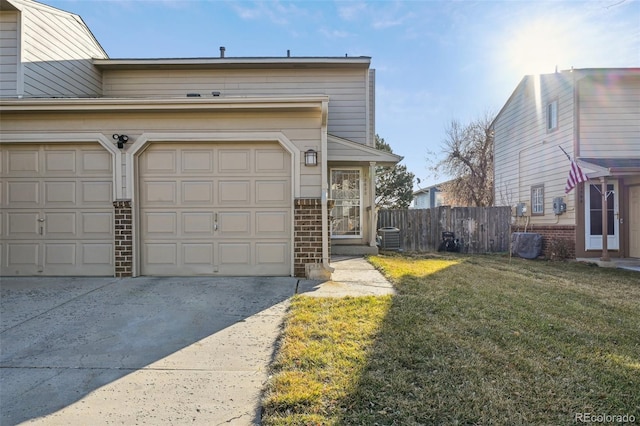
[{"x1": 433, "y1": 113, "x2": 495, "y2": 207}]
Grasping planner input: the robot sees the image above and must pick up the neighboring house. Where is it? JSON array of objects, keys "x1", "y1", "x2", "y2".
[
  {"x1": 493, "y1": 68, "x2": 640, "y2": 260},
  {"x1": 0, "y1": 0, "x2": 400, "y2": 278},
  {"x1": 412, "y1": 184, "x2": 445, "y2": 209}
]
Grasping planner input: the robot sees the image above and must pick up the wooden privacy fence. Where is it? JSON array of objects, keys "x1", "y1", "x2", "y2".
[{"x1": 377, "y1": 206, "x2": 511, "y2": 253}]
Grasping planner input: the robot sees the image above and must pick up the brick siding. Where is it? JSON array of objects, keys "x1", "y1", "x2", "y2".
[
  {"x1": 293, "y1": 198, "x2": 333, "y2": 277},
  {"x1": 113, "y1": 200, "x2": 133, "y2": 277},
  {"x1": 511, "y1": 224, "x2": 576, "y2": 259}
]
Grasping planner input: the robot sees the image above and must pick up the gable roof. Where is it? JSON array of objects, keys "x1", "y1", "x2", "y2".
[
  {"x1": 578, "y1": 157, "x2": 640, "y2": 177},
  {"x1": 327, "y1": 135, "x2": 402, "y2": 166}
]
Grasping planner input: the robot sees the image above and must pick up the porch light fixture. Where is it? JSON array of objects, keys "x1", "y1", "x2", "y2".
[
  {"x1": 112, "y1": 134, "x2": 129, "y2": 149},
  {"x1": 304, "y1": 149, "x2": 318, "y2": 166}
]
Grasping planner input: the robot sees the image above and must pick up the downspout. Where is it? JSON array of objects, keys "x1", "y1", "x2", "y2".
[
  {"x1": 321, "y1": 100, "x2": 333, "y2": 273},
  {"x1": 369, "y1": 161, "x2": 377, "y2": 247}
]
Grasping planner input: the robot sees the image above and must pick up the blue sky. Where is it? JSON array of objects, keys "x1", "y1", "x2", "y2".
[{"x1": 44, "y1": 0, "x2": 639, "y2": 188}]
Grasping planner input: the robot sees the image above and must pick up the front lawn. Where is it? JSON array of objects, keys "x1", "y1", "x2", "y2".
[{"x1": 262, "y1": 254, "x2": 640, "y2": 425}]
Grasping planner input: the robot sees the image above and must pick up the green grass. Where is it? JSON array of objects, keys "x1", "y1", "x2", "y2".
[{"x1": 262, "y1": 254, "x2": 640, "y2": 425}]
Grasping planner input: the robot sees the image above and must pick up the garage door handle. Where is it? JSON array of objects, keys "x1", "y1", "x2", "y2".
[{"x1": 214, "y1": 224, "x2": 218, "y2": 231}]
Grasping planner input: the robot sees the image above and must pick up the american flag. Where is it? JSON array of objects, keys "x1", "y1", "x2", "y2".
[{"x1": 565, "y1": 161, "x2": 587, "y2": 194}]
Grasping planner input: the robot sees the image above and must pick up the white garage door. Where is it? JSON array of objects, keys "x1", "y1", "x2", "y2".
[
  {"x1": 0, "y1": 144, "x2": 114, "y2": 276},
  {"x1": 139, "y1": 142, "x2": 291, "y2": 276}
]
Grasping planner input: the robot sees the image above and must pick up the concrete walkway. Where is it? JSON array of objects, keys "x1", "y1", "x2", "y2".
[
  {"x1": 0, "y1": 257, "x2": 393, "y2": 426},
  {"x1": 298, "y1": 256, "x2": 396, "y2": 297}
]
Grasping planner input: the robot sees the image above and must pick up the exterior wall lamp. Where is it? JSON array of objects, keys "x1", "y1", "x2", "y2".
[
  {"x1": 113, "y1": 134, "x2": 129, "y2": 149},
  {"x1": 304, "y1": 149, "x2": 318, "y2": 166}
]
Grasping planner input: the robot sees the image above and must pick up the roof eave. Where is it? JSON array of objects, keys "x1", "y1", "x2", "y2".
[
  {"x1": 0, "y1": 96, "x2": 329, "y2": 113},
  {"x1": 93, "y1": 57, "x2": 372, "y2": 71}
]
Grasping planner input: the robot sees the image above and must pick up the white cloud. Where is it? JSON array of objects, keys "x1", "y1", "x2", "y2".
[
  {"x1": 319, "y1": 28, "x2": 350, "y2": 39},
  {"x1": 230, "y1": 1, "x2": 311, "y2": 26},
  {"x1": 337, "y1": 2, "x2": 367, "y2": 21}
]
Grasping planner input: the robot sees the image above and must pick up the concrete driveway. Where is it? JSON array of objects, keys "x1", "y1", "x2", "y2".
[{"x1": 0, "y1": 276, "x2": 299, "y2": 425}]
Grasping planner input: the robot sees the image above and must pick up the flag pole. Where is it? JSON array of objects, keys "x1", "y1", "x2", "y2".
[{"x1": 558, "y1": 146, "x2": 572, "y2": 161}]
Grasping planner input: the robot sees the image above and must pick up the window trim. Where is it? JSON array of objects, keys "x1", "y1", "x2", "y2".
[
  {"x1": 546, "y1": 99, "x2": 558, "y2": 132},
  {"x1": 531, "y1": 184, "x2": 544, "y2": 216},
  {"x1": 329, "y1": 167, "x2": 363, "y2": 239}
]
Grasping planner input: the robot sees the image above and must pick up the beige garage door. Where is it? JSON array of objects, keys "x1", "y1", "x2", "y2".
[
  {"x1": 0, "y1": 144, "x2": 114, "y2": 276},
  {"x1": 139, "y1": 142, "x2": 291, "y2": 276}
]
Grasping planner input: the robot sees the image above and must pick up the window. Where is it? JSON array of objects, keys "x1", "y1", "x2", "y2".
[
  {"x1": 330, "y1": 168, "x2": 362, "y2": 237},
  {"x1": 547, "y1": 100, "x2": 558, "y2": 131},
  {"x1": 531, "y1": 185, "x2": 544, "y2": 215}
]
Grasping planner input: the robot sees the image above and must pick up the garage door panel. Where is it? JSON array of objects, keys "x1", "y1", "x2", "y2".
[
  {"x1": 219, "y1": 212, "x2": 250, "y2": 235},
  {"x1": 219, "y1": 150, "x2": 249, "y2": 173},
  {"x1": 81, "y1": 151, "x2": 112, "y2": 174},
  {"x1": 183, "y1": 244, "x2": 213, "y2": 265},
  {"x1": 219, "y1": 243, "x2": 250, "y2": 265},
  {"x1": 143, "y1": 182, "x2": 177, "y2": 204},
  {"x1": 218, "y1": 181, "x2": 250, "y2": 204},
  {"x1": 182, "y1": 212, "x2": 214, "y2": 235},
  {"x1": 44, "y1": 181, "x2": 76, "y2": 205},
  {"x1": 144, "y1": 212, "x2": 177, "y2": 235},
  {"x1": 256, "y1": 243, "x2": 287, "y2": 264},
  {"x1": 7, "y1": 212, "x2": 39, "y2": 237},
  {"x1": 142, "y1": 150, "x2": 176, "y2": 174},
  {"x1": 256, "y1": 211, "x2": 288, "y2": 235},
  {"x1": 7, "y1": 150, "x2": 39, "y2": 174},
  {"x1": 44, "y1": 150, "x2": 76, "y2": 173},
  {"x1": 256, "y1": 181, "x2": 287, "y2": 203},
  {"x1": 182, "y1": 181, "x2": 214, "y2": 204},
  {"x1": 145, "y1": 243, "x2": 178, "y2": 265},
  {"x1": 82, "y1": 181, "x2": 112, "y2": 204},
  {"x1": 7, "y1": 181, "x2": 40, "y2": 206},
  {"x1": 45, "y1": 243, "x2": 76, "y2": 265},
  {"x1": 82, "y1": 213, "x2": 112, "y2": 236},
  {"x1": 7, "y1": 243, "x2": 39, "y2": 267},
  {"x1": 182, "y1": 150, "x2": 213, "y2": 173},
  {"x1": 45, "y1": 212, "x2": 76, "y2": 237},
  {"x1": 82, "y1": 243, "x2": 113, "y2": 265}
]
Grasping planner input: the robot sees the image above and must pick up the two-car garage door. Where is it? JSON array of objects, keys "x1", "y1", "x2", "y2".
[
  {"x1": 138, "y1": 142, "x2": 291, "y2": 276},
  {"x1": 1, "y1": 141, "x2": 292, "y2": 277}
]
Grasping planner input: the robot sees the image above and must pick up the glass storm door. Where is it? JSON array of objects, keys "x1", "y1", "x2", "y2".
[
  {"x1": 330, "y1": 169, "x2": 362, "y2": 238},
  {"x1": 585, "y1": 181, "x2": 619, "y2": 250}
]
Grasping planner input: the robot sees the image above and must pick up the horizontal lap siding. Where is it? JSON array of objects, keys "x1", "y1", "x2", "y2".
[
  {"x1": 493, "y1": 73, "x2": 577, "y2": 224},
  {"x1": 21, "y1": 5, "x2": 105, "y2": 97},
  {"x1": 578, "y1": 74, "x2": 640, "y2": 157},
  {"x1": 103, "y1": 68, "x2": 368, "y2": 144},
  {"x1": 0, "y1": 10, "x2": 18, "y2": 97}
]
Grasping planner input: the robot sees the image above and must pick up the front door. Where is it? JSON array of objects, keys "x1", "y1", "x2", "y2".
[
  {"x1": 330, "y1": 168, "x2": 362, "y2": 238},
  {"x1": 585, "y1": 181, "x2": 619, "y2": 250},
  {"x1": 630, "y1": 185, "x2": 640, "y2": 258}
]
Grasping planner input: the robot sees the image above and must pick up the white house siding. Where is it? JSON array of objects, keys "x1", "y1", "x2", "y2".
[
  {"x1": 0, "y1": 9, "x2": 19, "y2": 97},
  {"x1": 367, "y1": 69, "x2": 375, "y2": 147},
  {"x1": 493, "y1": 73, "x2": 577, "y2": 224},
  {"x1": 18, "y1": 0, "x2": 105, "y2": 97},
  {"x1": 578, "y1": 73, "x2": 640, "y2": 158},
  {"x1": 102, "y1": 68, "x2": 368, "y2": 144}
]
